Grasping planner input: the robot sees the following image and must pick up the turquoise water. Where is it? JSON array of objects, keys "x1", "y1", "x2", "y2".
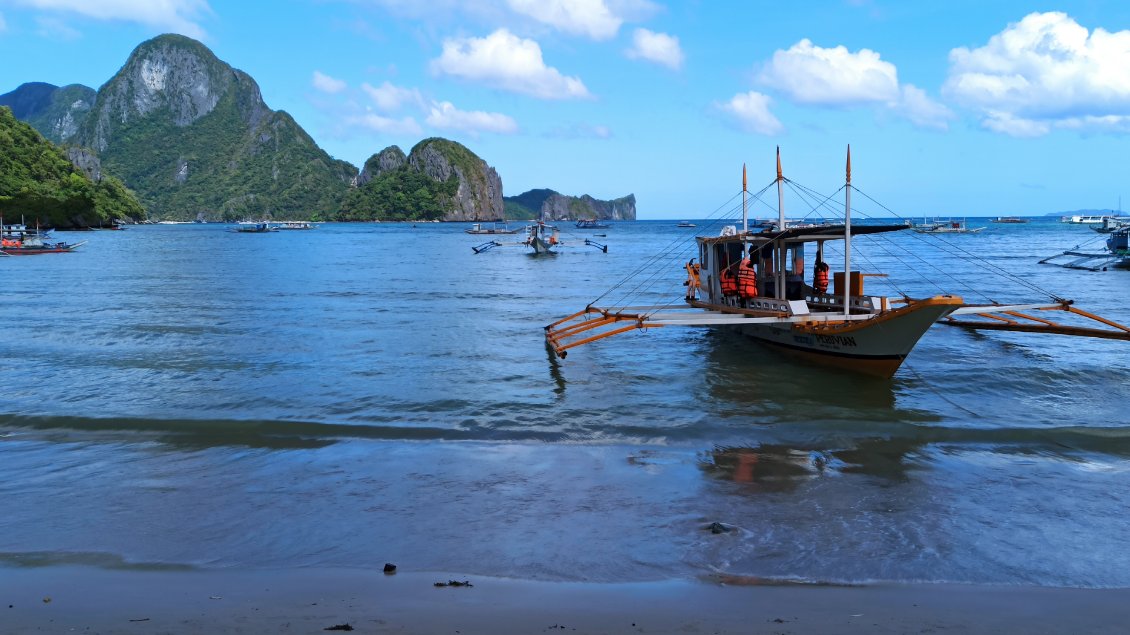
[{"x1": 2, "y1": 218, "x2": 1129, "y2": 586}]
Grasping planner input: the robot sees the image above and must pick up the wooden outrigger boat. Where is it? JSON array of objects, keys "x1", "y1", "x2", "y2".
[
  {"x1": 545, "y1": 148, "x2": 1130, "y2": 378},
  {"x1": 525, "y1": 221, "x2": 560, "y2": 254},
  {"x1": 471, "y1": 221, "x2": 608, "y2": 254},
  {"x1": 0, "y1": 234, "x2": 86, "y2": 255}
]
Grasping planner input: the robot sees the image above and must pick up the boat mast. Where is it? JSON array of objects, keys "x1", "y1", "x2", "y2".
[
  {"x1": 742, "y1": 163, "x2": 748, "y2": 234},
  {"x1": 844, "y1": 145, "x2": 852, "y2": 316},
  {"x1": 775, "y1": 147, "x2": 785, "y2": 300}
]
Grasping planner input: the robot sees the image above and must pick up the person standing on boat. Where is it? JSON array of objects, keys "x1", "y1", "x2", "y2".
[
  {"x1": 813, "y1": 260, "x2": 830, "y2": 294},
  {"x1": 720, "y1": 258, "x2": 739, "y2": 301},
  {"x1": 737, "y1": 254, "x2": 758, "y2": 306}
]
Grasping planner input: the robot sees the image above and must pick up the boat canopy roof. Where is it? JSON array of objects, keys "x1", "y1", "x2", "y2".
[{"x1": 697, "y1": 223, "x2": 909, "y2": 246}]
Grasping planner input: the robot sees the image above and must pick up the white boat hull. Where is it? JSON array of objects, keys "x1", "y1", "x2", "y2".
[{"x1": 732, "y1": 299, "x2": 961, "y2": 377}]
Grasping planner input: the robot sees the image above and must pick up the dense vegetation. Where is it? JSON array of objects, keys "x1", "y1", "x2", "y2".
[
  {"x1": 503, "y1": 188, "x2": 555, "y2": 219},
  {"x1": 88, "y1": 88, "x2": 353, "y2": 221},
  {"x1": 338, "y1": 167, "x2": 459, "y2": 221},
  {"x1": 0, "y1": 106, "x2": 144, "y2": 227}
]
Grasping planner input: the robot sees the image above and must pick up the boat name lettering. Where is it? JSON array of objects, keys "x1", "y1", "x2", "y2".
[{"x1": 815, "y1": 334, "x2": 857, "y2": 347}]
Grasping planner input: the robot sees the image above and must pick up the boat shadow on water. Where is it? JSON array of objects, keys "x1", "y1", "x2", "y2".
[{"x1": 697, "y1": 329, "x2": 911, "y2": 417}]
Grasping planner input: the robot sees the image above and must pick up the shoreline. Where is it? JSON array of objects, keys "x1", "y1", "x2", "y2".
[{"x1": 3, "y1": 566, "x2": 1127, "y2": 634}]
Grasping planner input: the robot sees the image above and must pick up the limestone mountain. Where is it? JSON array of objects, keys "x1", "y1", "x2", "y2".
[
  {"x1": 0, "y1": 106, "x2": 145, "y2": 227},
  {"x1": 340, "y1": 138, "x2": 503, "y2": 221},
  {"x1": 71, "y1": 34, "x2": 356, "y2": 220},
  {"x1": 505, "y1": 189, "x2": 636, "y2": 221},
  {"x1": 0, "y1": 82, "x2": 97, "y2": 144}
]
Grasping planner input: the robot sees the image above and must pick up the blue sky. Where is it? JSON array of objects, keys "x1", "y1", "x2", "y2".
[{"x1": 3, "y1": 1, "x2": 1130, "y2": 219}]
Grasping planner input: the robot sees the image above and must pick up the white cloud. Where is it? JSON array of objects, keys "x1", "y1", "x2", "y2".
[
  {"x1": 759, "y1": 38, "x2": 900, "y2": 106},
  {"x1": 507, "y1": 0, "x2": 621, "y2": 40},
  {"x1": 344, "y1": 111, "x2": 423, "y2": 136},
  {"x1": 625, "y1": 28, "x2": 683, "y2": 70},
  {"x1": 361, "y1": 81, "x2": 424, "y2": 112},
  {"x1": 718, "y1": 91, "x2": 783, "y2": 136},
  {"x1": 10, "y1": 0, "x2": 211, "y2": 39},
  {"x1": 894, "y1": 84, "x2": 955, "y2": 131},
  {"x1": 944, "y1": 11, "x2": 1130, "y2": 137},
  {"x1": 425, "y1": 100, "x2": 518, "y2": 135},
  {"x1": 312, "y1": 71, "x2": 347, "y2": 94},
  {"x1": 430, "y1": 28, "x2": 591, "y2": 99},
  {"x1": 755, "y1": 38, "x2": 951, "y2": 130}
]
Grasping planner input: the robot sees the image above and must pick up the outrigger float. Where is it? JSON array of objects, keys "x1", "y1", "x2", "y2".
[
  {"x1": 545, "y1": 148, "x2": 1130, "y2": 378},
  {"x1": 1040, "y1": 226, "x2": 1130, "y2": 271}
]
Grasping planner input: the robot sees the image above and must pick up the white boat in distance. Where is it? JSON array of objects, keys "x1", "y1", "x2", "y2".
[
  {"x1": 545, "y1": 148, "x2": 1130, "y2": 378},
  {"x1": 911, "y1": 219, "x2": 985, "y2": 234},
  {"x1": 1061, "y1": 214, "x2": 1109, "y2": 224}
]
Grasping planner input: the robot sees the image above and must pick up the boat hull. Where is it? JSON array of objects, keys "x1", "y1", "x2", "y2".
[
  {"x1": 529, "y1": 238, "x2": 555, "y2": 254},
  {"x1": 2, "y1": 247, "x2": 77, "y2": 255},
  {"x1": 733, "y1": 298, "x2": 962, "y2": 378}
]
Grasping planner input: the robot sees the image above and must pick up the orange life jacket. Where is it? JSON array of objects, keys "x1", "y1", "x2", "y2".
[
  {"x1": 737, "y1": 259, "x2": 757, "y2": 299},
  {"x1": 813, "y1": 261, "x2": 830, "y2": 294},
  {"x1": 720, "y1": 264, "x2": 738, "y2": 296}
]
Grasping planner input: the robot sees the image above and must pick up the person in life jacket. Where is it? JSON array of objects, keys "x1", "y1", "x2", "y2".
[
  {"x1": 813, "y1": 260, "x2": 830, "y2": 294},
  {"x1": 736, "y1": 257, "x2": 757, "y2": 301},
  {"x1": 720, "y1": 260, "x2": 739, "y2": 297},
  {"x1": 684, "y1": 259, "x2": 701, "y2": 301}
]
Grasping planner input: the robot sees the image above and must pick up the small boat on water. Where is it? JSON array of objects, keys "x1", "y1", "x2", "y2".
[
  {"x1": 1, "y1": 219, "x2": 52, "y2": 239},
  {"x1": 1060, "y1": 214, "x2": 1108, "y2": 224},
  {"x1": 229, "y1": 221, "x2": 277, "y2": 233},
  {"x1": 677, "y1": 221, "x2": 696, "y2": 228},
  {"x1": 575, "y1": 219, "x2": 611, "y2": 229},
  {"x1": 275, "y1": 221, "x2": 317, "y2": 230},
  {"x1": 466, "y1": 221, "x2": 518, "y2": 235},
  {"x1": 525, "y1": 221, "x2": 560, "y2": 254},
  {"x1": 911, "y1": 219, "x2": 985, "y2": 234},
  {"x1": 991, "y1": 216, "x2": 1028, "y2": 224},
  {"x1": 545, "y1": 148, "x2": 1130, "y2": 378},
  {"x1": 1042, "y1": 225, "x2": 1130, "y2": 270},
  {"x1": 1, "y1": 233, "x2": 85, "y2": 255},
  {"x1": 1091, "y1": 217, "x2": 1130, "y2": 234}
]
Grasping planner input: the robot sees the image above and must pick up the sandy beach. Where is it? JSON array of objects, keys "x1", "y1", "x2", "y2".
[{"x1": 2, "y1": 566, "x2": 1127, "y2": 634}]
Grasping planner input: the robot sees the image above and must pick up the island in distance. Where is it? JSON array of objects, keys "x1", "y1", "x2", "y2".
[{"x1": 0, "y1": 34, "x2": 634, "y2": 226}]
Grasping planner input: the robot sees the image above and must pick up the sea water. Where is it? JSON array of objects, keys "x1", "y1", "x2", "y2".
[{"x1": 2, "y1": 219, "x2": 1129, "y2": 587}]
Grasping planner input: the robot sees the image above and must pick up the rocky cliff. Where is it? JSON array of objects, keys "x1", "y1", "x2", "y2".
[
  {"x1": 339, "y1": 139, "x2": 503, "y2": 221},
  {"x1": 505, "y1": 189, "x2": 636, "y2": 221},
  {"x1": 71, "y1": 34, "x2": 356, "y2": 220},
  {"x1": 0, "y1": 82, "x2": 97, "y2": 144},
  {"x1": 355, "y1": 145, "x2": 406, "y2": 187},
  {"x1": 407, "y1": 138, "x2": 503, "y2": 221}
]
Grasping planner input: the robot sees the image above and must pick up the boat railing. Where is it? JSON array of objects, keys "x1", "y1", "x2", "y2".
[{"x1": 805, "y1": 293, "x2": 886, "y2": 312}]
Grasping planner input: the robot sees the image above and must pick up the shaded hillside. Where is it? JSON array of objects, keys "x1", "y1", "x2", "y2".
[
  {"x1": 0, "y1": 82, "x2": 96, "y2": 144},
  {"x1": 71, "y1": 34, "x2": 356, "y2": 220},
  {"x1": 0, "y1": 106, "x2": 144, "y2": 227}
]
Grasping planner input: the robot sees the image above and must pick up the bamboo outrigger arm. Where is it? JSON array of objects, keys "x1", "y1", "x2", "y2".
[
  {"x1": 544, "y1": 306, "x2": 662, "y2": 358},
  {"x1": 942, "y1": 301, "x2": 1130, "y2": 340}
]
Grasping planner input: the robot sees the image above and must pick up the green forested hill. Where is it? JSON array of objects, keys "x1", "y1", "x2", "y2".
[
  {"x1": 72, "y1": 34, "x2": 355, "y2": 221},
  {"x1": 337, "y1": 138, "x2": 503, "y2": 221},
  {"x1": 0, "y1": 106, "x2": 144, "y2": 227}
]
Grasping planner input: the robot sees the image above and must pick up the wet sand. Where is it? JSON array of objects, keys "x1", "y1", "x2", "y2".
[{"x1": 2, "y1": 566, "x2": 1128, "y2": 634}]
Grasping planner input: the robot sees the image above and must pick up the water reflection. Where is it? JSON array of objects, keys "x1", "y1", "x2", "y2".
[
  {"x1": 698, "y1": 329, "x2": 912, "y2": 416},
  {"x1": 701, "y1": 436, "x2": 922, "y2": 491}
]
